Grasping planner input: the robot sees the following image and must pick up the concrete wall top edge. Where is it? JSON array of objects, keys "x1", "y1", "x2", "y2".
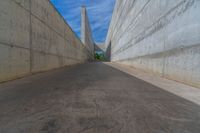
[{"x1": 47, "y1": 0, "x2": 91, "y2": 53}]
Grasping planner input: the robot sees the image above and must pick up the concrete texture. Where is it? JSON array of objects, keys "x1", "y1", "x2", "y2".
[
  {"x1": 106, "y1": 62, "x2": 200, "y2": 106},
  {"x1": 81, "y1": 7, "x2": 95, "y2": 56},
  {"x1": 0, "y1": 62, "x2": 200, "y2": 133},
  {"x1": 95, "y1": 43, "x2": 105, "y2": 52},
  {"x1": 105, "y1": 0, "x2": 200, "y2": 88},
  {"x1": 0, "y1": 0, "x2": 92, "y2": 82}
]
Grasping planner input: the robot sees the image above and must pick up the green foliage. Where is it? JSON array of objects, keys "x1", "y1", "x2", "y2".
[{"x1": 95, "y1": 52, "x2": 105, "y2": 61}]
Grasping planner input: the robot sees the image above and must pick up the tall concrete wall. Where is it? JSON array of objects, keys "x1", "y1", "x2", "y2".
[
  {"x1": 0, "y1": 0, "x2": 93, "y2": 82},
  {"x1": 81, "y1": 7, "x2": 95, "y2": 56},
  {"x1": 95, "y1": 43, "x2": 105, "y2": 53},
  {"x1": 105, "y1": 0, "x2": 200, "y2": 88}
]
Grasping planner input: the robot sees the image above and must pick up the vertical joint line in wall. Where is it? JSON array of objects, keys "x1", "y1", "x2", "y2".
[
  {"x1": 29, "y1": 0, "x2": 33, "y2": 73},
  {"x1": 162, "y1": 29, "x2": 166, "y2": 77}
]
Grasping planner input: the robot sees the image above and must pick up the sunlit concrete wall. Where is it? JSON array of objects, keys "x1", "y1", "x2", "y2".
[
  {"x1": 0, "y1": 0, "x2": 93, "y2": 82},
  {"x1": 81, "y1": 7, "x2": 95, "y2": 57},
  {"x1": 105, "y1": 0, "x2": 200, "y2": 88}
]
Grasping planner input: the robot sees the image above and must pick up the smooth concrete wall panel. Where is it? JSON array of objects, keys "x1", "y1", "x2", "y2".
[
  {"x1": 0, "y1": 0, "x2": 91, "y2": 82},
  {"x1": 31, "y1": 51, "x2": 63, "y2": 73},
  {"x1": 31, "y1": 0, "x2": 64, "y2": 36},
  {"x1": 0, "y1": 0, "x2": 30, "y2": 49},
  {"x1": 0, "y1": 43, "x2": 30, "y2": 82},
  {"x1": 30, "y1": 0, "x2": 92, "y2": 71},
  {"x1": 0, "y1": 0, "x2": 31, "y2": 81},
  {"x1": 64, "y1": 25, "x2": 74, "y2": 43},
  {"x1": 106, "y1": 0, "x2": 200, "y2": 88},
  {"x1": 164, "y1": 45, "x2": 200, "y2": 87},
  {"x1": 32, "y1": 16, "x2": 66, "y2": 57},
  {"x1": 14, "y1": 0, "x2": 30, "y2": 10}
]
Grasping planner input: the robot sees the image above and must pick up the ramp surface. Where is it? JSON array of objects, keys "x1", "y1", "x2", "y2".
[{"x1": 0, "y1": 63, "x2": 200, "y2": 133}]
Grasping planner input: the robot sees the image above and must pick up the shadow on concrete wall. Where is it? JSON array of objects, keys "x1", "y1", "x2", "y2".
[{"x1": 105, "y1": 41, "x2": 111, "y2": 62}]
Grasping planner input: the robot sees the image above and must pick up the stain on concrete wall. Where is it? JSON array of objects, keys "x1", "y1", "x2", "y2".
[
  {"x1": 0, "y1": 0, "x2": 93, "y2": 82},
  {"x1": 105, "y1": 0, "x2": 200, "y2": 88}
]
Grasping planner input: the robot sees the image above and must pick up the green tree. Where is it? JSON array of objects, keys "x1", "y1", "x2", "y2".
[{"x1": 95, "y1": 52, "x2": 105, "y2": 61}]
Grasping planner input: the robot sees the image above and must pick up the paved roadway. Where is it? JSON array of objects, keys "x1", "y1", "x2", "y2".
[{"x1": 0, "y1": 62, "x2": 200, "y2": 133}]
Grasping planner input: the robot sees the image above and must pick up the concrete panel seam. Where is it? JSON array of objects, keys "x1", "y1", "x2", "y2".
[
  {"x1": 111, "y1": 0, "x2": 151, "y2": 48},
  {"x1": 11, "y1": 0, "x2": 30, "y2": 12},
  {"x1": 30, "y1": 13, "x2": 65, "y2": 41},
  {"x1": 112, "y1": 0, "x2": 194, "y2": 56},
  {"x1": 113, "y1": 43, "x2": 200, "y2": 62},
  {"x1": 111, "y1": 0, "x2": 137, "y2": 41},
  {"x1": 0, "y1": 41, "x2": 30, "y2": 51},
  {"x1": 110, "y1": 0, "x2": 131, "y2": 40},
  {"x1": 32, "y1": 50, "x2": 83, "y2": 62},
  {"x1": 47, "y1": 0, "x2": 85, "y2": 47},
  {"x1": 31, "y1": 12, "x2": 88, "y2": 52},
  {"x1": 29, "y1": 0, "x2": 33, "y2": 73}
]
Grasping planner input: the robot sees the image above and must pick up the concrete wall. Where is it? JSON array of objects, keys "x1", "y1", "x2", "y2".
[
  {"x1": 81, "y1": 7, "x2": 95, "y2": 56},
  {"x1": 0, "y1": 0, "x2": 92, "y2": 82},
  {"x1": 105, "y1": 0, "x2": 200, "y2": 88},
  {"x1": 95, "y1": 43, "x2": 105, "y2": 53}
]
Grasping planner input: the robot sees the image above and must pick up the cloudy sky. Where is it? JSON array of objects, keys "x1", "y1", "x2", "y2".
[{"x1": 50, "y1": 0, "x2": 116, "y2": 43}]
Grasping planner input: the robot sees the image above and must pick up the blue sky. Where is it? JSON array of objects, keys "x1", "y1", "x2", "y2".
[{"x1": 50, "y1": 0, "x2": 116, "y2": 43}]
